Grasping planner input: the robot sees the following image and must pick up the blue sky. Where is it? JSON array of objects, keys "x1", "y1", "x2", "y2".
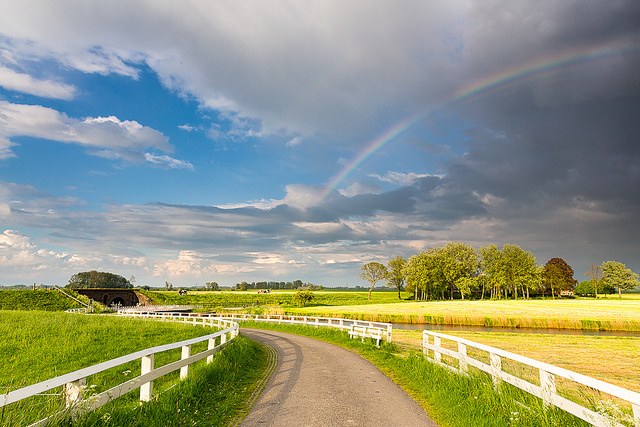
[{"x1": 1, "y1": 1, "x2": 639, "y2": 287}]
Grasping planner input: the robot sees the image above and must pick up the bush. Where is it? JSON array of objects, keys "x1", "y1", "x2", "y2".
[{"x1": 293, "y1": 291, "x2": 314, "y2": 307}]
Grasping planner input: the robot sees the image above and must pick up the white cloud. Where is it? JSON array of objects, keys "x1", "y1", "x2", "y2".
[
  {"x1": 286, "y1": 136, "x2": 302, "y2": 147},
  {"x1": 178, "y1": 124, "x2": 195, "y2": 132},
  {"x1": 0, "y1": 65, "x2": 77, "y2": 99},
  {"x1": 370, "y1": 171, "x2": 436, "y2": 186},
  {"x1": 0, "y1": 101, "x2": 182, "y2": 163},
  {"x1": 282, "y1": 184, "x2": 323, "y2": 210},
  {"x1": 337, "y1": 182, "x2": 380, "y2": 197},
  {"x1": 144, "y1": 153, "x2": 194, "y2": 170}
]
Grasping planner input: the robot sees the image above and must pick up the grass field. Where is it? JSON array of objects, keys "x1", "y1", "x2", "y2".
[
  {"x1": 0, "y1": 289, "x2": 87, "y2": 311},
  {"x1": 142, "y1": 289, "x2": 408, "y2": 309},
  {"x1": 392, "y1": 329, "x2": 640, "y2": 392},
  {"x1": 288, "y1": 298, "x2": 640, "y2": 331},
  {"x1": 0, "y1": 311, "x2": 274, "y2": 426}
]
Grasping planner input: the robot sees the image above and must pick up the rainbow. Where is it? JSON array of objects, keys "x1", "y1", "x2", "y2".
[{"x1": 319, "y1": 36, "x2": 639, "y2": 201}]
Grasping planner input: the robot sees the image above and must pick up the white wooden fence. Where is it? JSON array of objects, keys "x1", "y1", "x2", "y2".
[
  {"x1": 118, "y1": 310, "x2": 393, "y2": 344},
  {"x1": 422, "y1": 330, "x2": 640, "y2": 427},
  {"x1": 0, "y1": 318, "x2": 239, "y2": 426}
]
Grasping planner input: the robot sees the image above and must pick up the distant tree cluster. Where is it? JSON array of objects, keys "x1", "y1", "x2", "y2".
[
  {"x1": 233, "y1": 280, "x2": 323, "y2": 291},
  {"x1": 66, "y1": 271, "x2": 132, "y2": 289},
  {"x1": 362, "y1": 242, "x2": 639, "y2": 301}
]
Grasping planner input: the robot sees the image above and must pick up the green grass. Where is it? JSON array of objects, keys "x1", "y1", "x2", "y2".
[
  {"x1": 60, "y1": 336, "x2": 269, "y2": 427},
  {"x1": 0, "y1": 289, "x2": 86, "y2": 311},
  {"x1": 141, "y1": 289, "x2": 408, "y2": 310},
  {"x1": 289, "y1": 298, "x2": 640, "y2": 331},
  {"x1": 236, "y1": 321, "x2": 590, "y2": 427},
  {"x1": 0, "y1": 311, "x2": 254, "y2": 426}
]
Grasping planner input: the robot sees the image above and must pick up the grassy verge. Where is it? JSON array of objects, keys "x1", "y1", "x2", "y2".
[
  {"x1": 393, "y1": 329, "x2": 640, "y2": 392},
  {"x1": 0, "y1": 311, "x2": 241, "y2": 425},
  {"x1": 0, "y1": 289, "x2": 87, "y2": 311},
  {"x1": 236, "y1": 322, "x2": 591, "y2": 427},
  {"x1": 289, "y1": 298, "x2": 640, "y2": 332},
  {"x1": 61, "y1": 336, "x2": 269, "y2": 427}
]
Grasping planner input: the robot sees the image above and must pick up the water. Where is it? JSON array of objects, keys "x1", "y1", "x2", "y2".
[{"x1": 392, "y1": 322, "x2": 640, "y2": 337}]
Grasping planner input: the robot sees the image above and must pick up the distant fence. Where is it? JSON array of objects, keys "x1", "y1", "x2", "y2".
[
  {"x1": 118, "y1": 311, "x2": 393, "y2": 344},
  {"x1": 422, "y1": 330, "x2": 640, "y2": 427},
  {"x1": 0, "y1": 318, "x2": 238, "y2": 426}
]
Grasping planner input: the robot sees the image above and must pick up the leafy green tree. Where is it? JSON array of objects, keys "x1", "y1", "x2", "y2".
[
  {"x1": 360, "y1": 262, "x2": 388, "y2": 300},
  {"x1": 574, "y1": 280, "x2": 594, "y2": 297},
  {"x1": 480, "y1": 244, "x2": 539, "y2": 299},
  {"x1": 542, "y1": 258, "x2": 577, "y2": 299},
  {"x1": 67, "y1": 271, "x2": 132, "y2": 289},
  {"x1": 386, "y1": 256, "x2": 406, "y2": 300},
  {"x1": 480, "y1": 244, "x2": 506, "y2": 299},
  {"x1": 205, "y1": 281, "x2": 220, "y2": 291},
  {"x1": 293, "y1": 290, "x2": 314, "y2": 307},
  {"x1": 440, "y1": 242, "x2": 478, "y2": 300},
  {"x1": 602, "y1": 261, "x2": 640, "y2": 298},
  {"x1": 235, "y1": 281, "x2": 249, "y2": 291}
]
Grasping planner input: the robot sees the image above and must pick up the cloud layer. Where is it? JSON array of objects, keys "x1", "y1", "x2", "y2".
[{"x1": 0, "y1": 1, "x2": 639, "y2": 285}]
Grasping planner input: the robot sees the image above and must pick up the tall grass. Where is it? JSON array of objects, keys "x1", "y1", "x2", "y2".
[
  {"x1": 0, "y1": 311, "x2": 228, "y2": 425},
  {"x1": 56, "y1": 336, "x2": 269, "y2": 427},
  {"x1": 290, "y1": 299, "x2": 640, "y2": 332}
]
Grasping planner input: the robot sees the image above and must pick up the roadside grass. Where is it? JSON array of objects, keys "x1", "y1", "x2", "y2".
[
  {"x1": 0, "y1": 289, "x2": 86, "y2": 311},
  {"x1": 288, "y1": 298, "x2": 640, "y2": 332},
  {"x1": 141, "y1": 289, "x2": 408, "y2": 310},
  {"x1": 237, "y1": 321, "x2": 589, "y2": 427},
  {"x1": 59, "y1": 336, "x2": 269, "y2": 427},
  {"x1": 393, "y1": 329, "x2": 640, "y2": 392},
  {"x1": 0, "y1": 311, "x2": 233, "y2": 425}
]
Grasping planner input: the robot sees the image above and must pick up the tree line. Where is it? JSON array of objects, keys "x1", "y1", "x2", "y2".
[
  {"x1": 233, "y1": 280, "x2": 323, "y2": 291},
  {"x1": 361, "y1": 242, "x2": 639, "y2": 301}
]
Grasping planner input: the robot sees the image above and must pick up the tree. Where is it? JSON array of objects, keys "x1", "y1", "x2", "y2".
[
  {"x1": 67, "y1": 271, "x2": 132, "y2": 289},
  {"x1": 574, "y1": 280, "x2": 595, "y2": 297},
  {"x1": 235, "y1": 281, "x2": 249, "y2": 291},
  {"x1": 360, "y1": 262, "x2": 388, "y2": 300},
  {"x1": 293, "y1": 290, "x2": 314, "y2": 307},
  {"x1": 440, "y1": 242, "x2": 478, "y2": 300},
  {"x1": 585, "y1": 264, "x2": 603, "y2": 298},
  {"x1": 601, "y1": 261, "x2": 640, "y2": 298},
  {"x1": 386, "y1": 256, "x2": 406, "y2": 300},
  {"x1": 208, "y1": 281, "x2": 220, "y2": 290},
  {"x1": 542, "y1": 258, "x2": 577, "y2": 298}
]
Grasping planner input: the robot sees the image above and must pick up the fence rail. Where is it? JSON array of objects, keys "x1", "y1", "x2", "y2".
[
  {"x1": 118, "y1": 310, "x2": 393, "y2": 343},
  {"x1": 422, "y1": 330, "x2": 640, "y2": 427},
  {"x1": 0, "y1": 318, "x2": 239, "y2": 426}
]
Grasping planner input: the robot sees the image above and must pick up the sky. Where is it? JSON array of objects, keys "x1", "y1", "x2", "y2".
[{"x1": 1, "y1": 1, "x2": 639, "y2": 287}]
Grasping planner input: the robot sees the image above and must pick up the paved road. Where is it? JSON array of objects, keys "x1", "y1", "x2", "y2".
[{"x1": 240, "y1": 329, "x2": 437, "y2": 427}]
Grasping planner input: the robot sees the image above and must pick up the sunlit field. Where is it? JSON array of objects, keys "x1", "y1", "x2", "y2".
[{"x1": 288, "y1": 297, "x2": 640, "y2": 331}]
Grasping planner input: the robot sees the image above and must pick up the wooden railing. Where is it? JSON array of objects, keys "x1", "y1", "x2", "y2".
[
  {"x1": 422, "y1": 331, "x2": 640, "y2": 427},
  {"x1": 118, "y1": 310, "x2": 393, "y2": 343},
  {"x1": 0, "y1": 318, "x2": 239, "y2": 426}
]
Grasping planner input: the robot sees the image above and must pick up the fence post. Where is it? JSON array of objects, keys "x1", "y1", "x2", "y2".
[
  {"x1": 434, "y1": 336, "x2": 442, "y2": 363},
  {"x1": 386, "y1": 325, "x2": 392, "y2": 343},
  {"x1": 180, "y1": 345, "x2": 191, "y2": 379},
  {"x1": 632, "y1": 403, "x2": 639, "y2": 427},
  {"x1": 458, "y1": 342, "x2": 468, "y2": 373},
  {"x1": 221, "y1": 332, "x2": 227, "y2": 345},
  {"x1": 140, "y1": 354, "x2": 154, "y2": 402},
  {"x1": 207, "y1": 337, "x2": 216, "y2": 364},
  {"x1": 490, "y1": 352, "x2": 502, "y2": 389},
  {"x1": 63, "y1": 377, "x2": 86, "y2": 408},
  {"x1": 539, "y1": 369, "x2": 556, "y2": 407},
  {"x1": 422, "y1": 332, "x2": 429, "y2": 356}
]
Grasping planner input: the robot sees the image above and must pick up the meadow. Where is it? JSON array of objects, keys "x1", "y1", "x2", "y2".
[
  {"x1": 0, "y1": 311, "x2": 267, "y2": 426},
  {"x1": 288, "y1": 297, "x2": 640, "y2": 331},
  {"x1": 142, "y1": 288, "x2": 406, "y2": 309}
]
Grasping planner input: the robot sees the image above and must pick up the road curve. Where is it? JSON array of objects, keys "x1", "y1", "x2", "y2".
[{"x1": 240, "y1": 329, "x2": 437, "y2": 427}]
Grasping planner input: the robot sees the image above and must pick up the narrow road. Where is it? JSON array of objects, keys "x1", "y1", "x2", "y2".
[{"x1": 240, "y1": 329, "x2": 437, "y2": 427}]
